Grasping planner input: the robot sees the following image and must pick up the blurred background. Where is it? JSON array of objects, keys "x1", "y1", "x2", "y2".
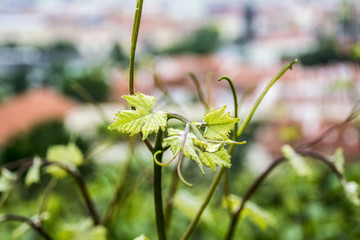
[{"x1": 0, "y1": 0, "x2": 359, "y2": 239}]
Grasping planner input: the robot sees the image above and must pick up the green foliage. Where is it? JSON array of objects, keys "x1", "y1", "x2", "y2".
[
  {"x1": 25, "y1": 156, "x2": 42, "y2": 187},
  {"x1": 108, "y1": 93, "x2": 167, "y2": 140},
  {"x1": 0, "y1": 120, "x2": 71, "y2": 164},
  {"x1": 109, "y1": 43, "x2": 129, "y2": 67},
  {"x1": 295, "y1": 38, "x2": 356, "y2": 66},
  {"x1": 62, "y1": 66, "x2": 109, "y2": 103}
]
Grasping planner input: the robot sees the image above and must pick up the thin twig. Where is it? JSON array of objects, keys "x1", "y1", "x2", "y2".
[
  {"x1": 1, "y1": 214, "x2": 53, "y2": 240},
  {"x1": 42, "y1": 161, "x2": 100, "y2": 226}
]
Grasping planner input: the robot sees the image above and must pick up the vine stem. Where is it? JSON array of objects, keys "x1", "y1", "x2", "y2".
[
  {"x1": 42, "y1": 161, "x2": 100, "y2": 226},
  {"x1": 224, "y1": 150, "x2": 344, "y2": 240},
  {"x1": 154, "y1": 129, "x2": 167, "y2": 240},
  {"x1": 1, "y1": 214, "x2": 53, "y2": 240},
  {"x1": 129, "y1": 0, "x2": 144, "y2": 95},
  {"x1": 181, "y1": 60, "x2": 297, "y2": 240}
]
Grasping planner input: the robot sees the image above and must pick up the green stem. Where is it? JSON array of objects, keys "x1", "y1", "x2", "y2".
[
  {"x1": 154, "y1": 130, "x2": 167, "y2": 240},
  {"x1": 129, "y1": 0, "x2": 144, "y2": 95},
  {"x1": 189, "y1": 72, "x2": 210, "y2": 112},
  {"x1": 181, "y1": 60, "x2": 297, "y2": 240},
  {"x1": 236, "y1": 59, "x2": 297, "y2": 138},
  {"x1": 218, "y1": 76, "x2": 239, "y2": 139}
]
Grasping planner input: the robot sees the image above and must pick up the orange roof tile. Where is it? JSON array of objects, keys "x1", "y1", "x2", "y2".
[{"x1": 0, "y1": 87, "x2": 77, "y2": 145}]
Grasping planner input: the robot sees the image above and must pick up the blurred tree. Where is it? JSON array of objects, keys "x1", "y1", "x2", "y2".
[
  {"x1": 161, "y1": 25, "x2": 220, "y2": 55},
  {"x1": 110, "y1": 43, "x2": 129, "y2": 67},
  {"x1": 63, "y1": 67, "x2": 109, "y2": 103},
  {"x1": 0, "y1": 120, "x2": 87, "y2": 165},
  {"x1": 298, "y1": 38, "x2": 347, "y2": 66}
]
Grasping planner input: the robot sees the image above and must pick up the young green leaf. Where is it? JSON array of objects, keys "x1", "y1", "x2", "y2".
[
  {"x1": 108, "y1": 92, "x2": 167, "y2": 140},
  {"x1": 46, "y1": 143, "x2": 83, "y2": 178},
  {"x1": 332, "y1": 148, "x2": 345, "y2": 174},
  {"x1": 203, "y1": 106, "x2": 239, "y2": 140},
  {"x1": 342, "y1": 181, "x2": 360, "y2": 206},
  {"x1": 25, "y1": 156, "x2": 42, "y2": 187},
  {"x1": 197, "y1": 148, "x2": 231, "y2": 172},
  {"x1": 282, "y1": 145, "x2": 312, "y2": 177},
  {"x1": 0, "y1": 168, "x2": 16, "y2": 192}
]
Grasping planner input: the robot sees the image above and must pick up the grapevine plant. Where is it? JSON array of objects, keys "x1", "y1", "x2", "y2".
[{"x1": 1, "y1": 0, "x2": 360, "y2": 240}]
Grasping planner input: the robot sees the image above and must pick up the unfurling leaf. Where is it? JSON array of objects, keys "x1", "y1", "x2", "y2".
[
  {"x1": 163, "y1": 128, "x2": 231, "y2": 174},
  {"x1": 108, "y1": 92, "x2": 167, "y2": 139},
  {"x1": 163, "y1": 128, "x2": 204, "y2": 174},
  {"x1": 0, "y1": 168, "x2": 17, "y2": 192},
  {"x1": 203, "y1": 106, "x2": 239, "y2": 140},
  {"x1": 342, "y1": 181, "x2": 360, "y2": 206},
  {"x1": 25, "y1": 156, "x2": 42, "y2": 187},
  {"x1": 282, "y1": 145, "x2": 312, "y2": 177},
  {"x1": 332, "y1": 148, "x2": 345, "y2": 174},
  {"x1": 46, "y1": 143, "x2": 83, "y2": 178},
  {"x1": 223, "y1": 194, "x2": 276, "y2": 230}
]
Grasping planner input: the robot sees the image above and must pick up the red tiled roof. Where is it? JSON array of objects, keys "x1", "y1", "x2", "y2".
[{"x1": 0, "y1": 87, "x2": 77, "y2": 146}]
